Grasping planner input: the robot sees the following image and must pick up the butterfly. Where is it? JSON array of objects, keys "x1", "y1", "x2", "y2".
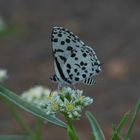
[{"x1": 50, "y1": 26, "x2": 102, "y2": 87}]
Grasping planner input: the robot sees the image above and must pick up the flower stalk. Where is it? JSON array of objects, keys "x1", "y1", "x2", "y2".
[{"x1": 65, "y1": 114, "x2": 79, "y2": 140}]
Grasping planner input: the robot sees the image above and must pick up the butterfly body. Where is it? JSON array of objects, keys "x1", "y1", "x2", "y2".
[{"x1": 51, "y1": 26, "x2": 101, "y2": 87}]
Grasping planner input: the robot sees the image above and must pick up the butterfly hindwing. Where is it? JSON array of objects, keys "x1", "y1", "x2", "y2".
[
  {"x1": 82, "y1": 77, "x2": 96, "y2": 85},
  {"x1": 62, "y1": 45, "x2": 101, "y2": 84}
]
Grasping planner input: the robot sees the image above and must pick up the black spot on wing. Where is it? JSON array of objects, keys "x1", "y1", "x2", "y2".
[
  {"x1": 75, "y1": 77, "x2": 79, "y2": 81},
  {"x1": 71, "y1": 53, "x2": 76, "y2": 57},
  {"x1": 80, "y1": 61, "x2": 84, "y2": 66},
  {"x1": 94, "y1": 62, "x2": 98, "y2": 65},
  {"x1": 66, "y1": 38, "x2": 70, "y2": 43},
  {"x1": 77, "y1": 72, "x2": 80, "y2": 75},
  {"x1": 67, "y1": 63, "x2": 71, "y2": 69},
  {"x1": 69, "y1": 74, "x2": 73, "y2": 80},
  {"x1": 59, "y1": 55, "x2": 67, "y2": 63},
  {"x1": 82, "y1": 67, "x2": 86, "y2": 70},
  {"x1": 74, "y1": 69, "x2": 78, "y2": 72},
  {"x1": 53, "y1": 38, "x2": 58, "y2": 42},
  {"x1": 56, "y1": 49, "x2": 64, "y2": 52},
  {"x1": 61, "y1": 41, "x2": 65, "y2": 45},
  {"x1": 85, "y1": 70, "x2": 88, "y2": 73},
  {"x1": 75, "y1": 63, "x2": 80, "y2": 68},
  {"x1": 62, "y1": 28, "x2": 66, "y2": 31},
  {"x1": 67, "y1": 46, "x2": 73, "y2": 51},
  {"x1": 82, "y1": 74, "x2": 86, "y2": 78},
  {"x1": 67, "y1": 69, "x2": 70, "y2": 73},
  {"x1": 96, "y1": 69, "x2": 100, "y2": 73},
  {"x1": 53, "y1": 32, "x2": 57, "y2": 34},
  {"x1": 83, "y1": 53, "x2": 87, "y2": 57},
  {"x1": 72, "y1": 39, "x2": 76, "y2": 43},
  {"x1": 58, "y1": 33, "x2": 62, "y2": 37},
  {"x1": 90, "y1": 73, "x2": 93, "y2": 76}
]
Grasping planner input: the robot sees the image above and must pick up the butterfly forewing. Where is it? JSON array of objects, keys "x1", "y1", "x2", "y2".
[{"x1": 51, "y1": 27, "x2": 84, "y2": 64}]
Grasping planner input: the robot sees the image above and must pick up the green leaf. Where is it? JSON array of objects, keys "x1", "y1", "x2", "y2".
[
  {"x1": 33, "y1": 118, "x2": 43, "y2": 140},
  {"x1": 3, "y1": 99, "x2": 33, "y2": 135},
  {"x1": 125, "y1": 99, "x2": 140, "y2": 139},
  {"x1": 116, "y1": 112, "x2": 129, "y2": 134},
  {"x1": 0, "y1": 85, "x2": 67, "y2": 128},
  {"x1": 86, "y1": 111, "x2": 106, "y2": 140},
  {"x1": 112, "y1": 133, "x2": 120, "y2": 140},
  {"x1": 0, "y1": 135, "x2": 30, "y2": 140},
  {"x1": 112, "y1": 112, "x2": 129, "y2": 140}
]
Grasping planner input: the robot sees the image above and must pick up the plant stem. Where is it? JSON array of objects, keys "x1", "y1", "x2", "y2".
[
  {"x1": 65, "y1": 115, "x2": 79, "y2": 140},
  {"x1": 33, "y1": 118, "x2": 43, "y2": 140}
]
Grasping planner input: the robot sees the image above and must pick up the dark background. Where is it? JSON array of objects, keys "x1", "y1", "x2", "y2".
[{"x1": 0, "y1": 0, "x2": 140, "y2": 139}]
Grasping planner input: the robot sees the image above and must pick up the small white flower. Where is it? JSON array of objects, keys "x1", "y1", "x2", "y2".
[
  {"x1": 0, "y1": 69, "x2": 7, "y2": 82},
  {"x1": 58, "y1": 87, "x2": 93, "y2": 119}
]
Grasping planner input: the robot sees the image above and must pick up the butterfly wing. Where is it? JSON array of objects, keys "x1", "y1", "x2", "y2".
[
  {"x1": 51, "y1": 27, "x2": 84, "y2": 66},
  {"x1": 51, "y1": 27, "x2": 87, "y2": 85},
  {"x1": 51, "y1": 26, "x2": 101, "y2": 85},
  {"x1": 62, "y1": 45, "x2": 101, "y2": 84},
  {"x1": 82, "y1": 77, "x2": 96, "y2": 85}
]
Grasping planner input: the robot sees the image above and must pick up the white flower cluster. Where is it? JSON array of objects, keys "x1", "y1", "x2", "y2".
[
  {"x1": 0, "y1": 69, "x2": 7, "y2": 82},
  {"x1": 21, "y1": 86, "x2": 93, "y2": 119}
]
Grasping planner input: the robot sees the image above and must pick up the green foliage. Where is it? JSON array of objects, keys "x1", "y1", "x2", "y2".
[
  {"x1": 86, "y1": 111, "x2": 106, "y2": 140},
  {"x1": 2, "y1": 99, "x2": 33, "y2": 136},
  {"x1": 85, "y1": 99, "x2": 140, "y2": 140},
  {"x1": 125, "y1": 99, "x2": 140, "y2": 139},
  {"x1": 0, "y1": 85, "x2": 67, "y2": 128},
  {"x1": 112, "y1": 112, "x2": 129, "y2": 140},
  {"x1": 0, "y1": 135, "x2": 30, "y2": 140},
  {"x1": 111, "y1": 99, "x2": 140, "y2": 140},
  {"x1": 65, "y1": 115, "x2": 79, "y2": 140},
  {"x1": 0, "y1": 24, "x2": 24, "y2": 38},
  {"x1": 0, "y1": 84, "x2": 139, "y2": 140}
]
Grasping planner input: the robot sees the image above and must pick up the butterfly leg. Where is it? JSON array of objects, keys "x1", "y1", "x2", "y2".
[
  {"x1": 57, "y1": 83, "x2": 63, "y2": 91},
  {"x1": 71, "y1": 83, "x2": 76, "y2": 90}
]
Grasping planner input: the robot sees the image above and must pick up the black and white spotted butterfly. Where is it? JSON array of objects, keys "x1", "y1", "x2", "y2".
[{"x1": 50, "y1": 26, "x2": 102, "y2": 87}]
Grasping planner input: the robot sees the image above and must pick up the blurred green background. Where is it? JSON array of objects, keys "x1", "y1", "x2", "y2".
[{"x1": 0, "y1": 0, "x2": 140, "y2": 139}]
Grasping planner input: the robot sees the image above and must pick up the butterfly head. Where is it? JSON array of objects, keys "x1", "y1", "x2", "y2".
[{"x1": 50, "y1": 75, "x2": 58, "y2": 83}]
